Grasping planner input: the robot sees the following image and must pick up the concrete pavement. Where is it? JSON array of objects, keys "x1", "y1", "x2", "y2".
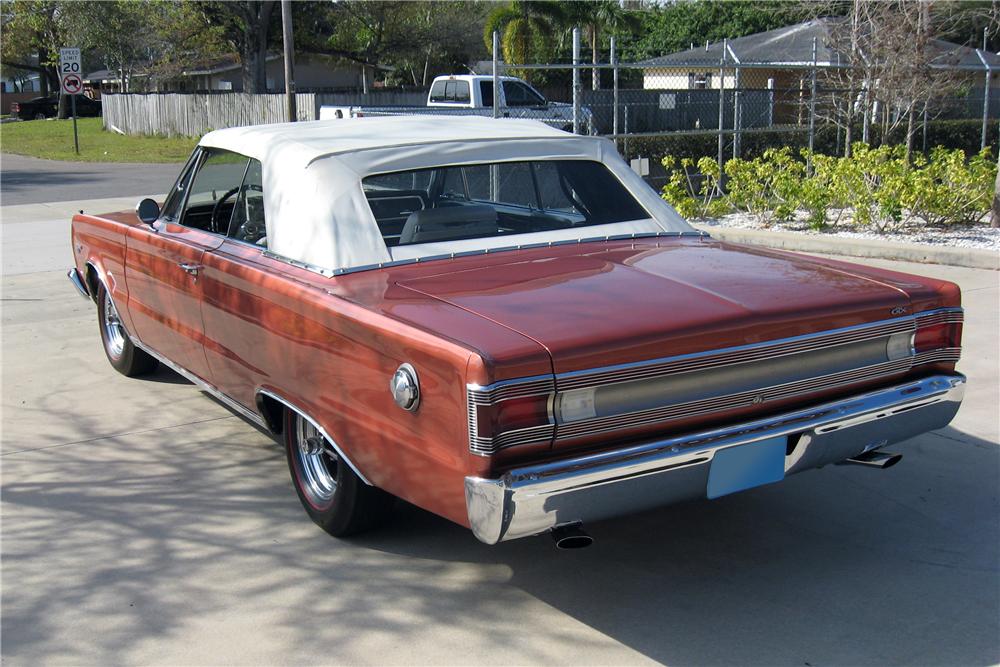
[{"x1": 1, "y1": 194, "x2": 998, "y2": 665}]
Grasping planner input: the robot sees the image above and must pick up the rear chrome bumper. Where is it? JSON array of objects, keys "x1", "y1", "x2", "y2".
[
  {"x1": 465, "y1": 374, "x2": 965, "y2": 544},
  {"x1": 67, "y1": 267, "x2": 90, "y2": 299}
]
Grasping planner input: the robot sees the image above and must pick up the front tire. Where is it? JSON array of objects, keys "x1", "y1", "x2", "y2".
[
  {"x1": 96, "y1": 283, "x2": 158, "y2": 377},
  {"x1": 284, "y1": 410, "x2": 394, "y2": 537}
]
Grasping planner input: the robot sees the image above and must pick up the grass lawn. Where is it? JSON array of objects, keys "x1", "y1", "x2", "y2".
[{"x1": 0, "y1": 117, "x2": 196, "y2": 163}]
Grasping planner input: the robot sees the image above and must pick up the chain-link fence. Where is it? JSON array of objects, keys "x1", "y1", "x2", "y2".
[{"x1": 490, "y1": 27, "x2": 999, "y2": 189}]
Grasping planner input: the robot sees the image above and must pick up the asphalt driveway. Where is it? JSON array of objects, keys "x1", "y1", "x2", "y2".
[
  {"x1": 0, "y1": 153, "x2": 180, "y2": 206},
  {"x1": 1, "y1": 192, "x2": 997, "y2": 664}
]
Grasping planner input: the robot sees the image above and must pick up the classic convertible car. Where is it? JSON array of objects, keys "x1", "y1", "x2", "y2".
[{"x1": 68, "y1": 117, "x2": 965, "y2": 547}]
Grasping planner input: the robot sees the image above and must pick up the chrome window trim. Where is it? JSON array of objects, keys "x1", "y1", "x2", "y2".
[{"x1": 331, "y1": 231, "x2": 709, "y2": 276}]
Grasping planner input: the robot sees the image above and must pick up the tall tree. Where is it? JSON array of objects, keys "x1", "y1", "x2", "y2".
[
  {"x1": 483, "y1": 0, "x2": 565, "y2": 80},
  {"x1": 0, "y1": 0, "x2": 69, "y2": 98},
  {"x1": 198, "y1": 1, "x2": 276, "y2": 93},
  {"x1": 562, "y1": 0, "x2": 640, "y2": 90}
]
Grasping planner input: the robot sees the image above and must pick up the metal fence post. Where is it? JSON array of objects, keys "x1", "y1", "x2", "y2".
[
  {"x1": 727, "y1": 41, "x2": 741, "y2": 160},
  {"x1": 975, "y1": 47, "x2": 991, "y2": 150},
  {"x1": 611, "y1": 36, "x2": 619, "y2": 139},
  {"x1": 572, "y1": 27, "x2": 581, "y2": 134},
  {"x1": 492, "y1": 31, "x2": 500, "y2": 119},
  {"x1": 808, "y1": 36, "x2": 818, "y2": 172},
  {"x1": 717, "y1": 38, "x2": 727, "y2": 183}
]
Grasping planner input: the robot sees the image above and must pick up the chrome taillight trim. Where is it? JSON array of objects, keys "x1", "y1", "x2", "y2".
[
  {"x1": 557, "y1": 317, "x2": 911, "y2": 391},
  {"x1": 466, "y1": 308, "x2": 963, "y2": 456},
  {"x1": 915, "y1": 308, "x2": 964, "y2": 327},
  {"x1": 555, "y1": 356, "x2": 918, "y2": 441},
  {"x1": 557, "y1": 308, "x2": 964, "y2": 391},
  {"x1": 467, "y1": 376, "x2": 556, "y2": 456}
]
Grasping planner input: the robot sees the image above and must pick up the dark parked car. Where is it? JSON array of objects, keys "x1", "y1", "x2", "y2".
[{"x1": 10, "y1": 95, "x2": 102, "y2": 120}]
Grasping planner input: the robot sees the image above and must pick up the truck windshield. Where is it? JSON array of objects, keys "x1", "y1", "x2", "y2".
[{"x1": 363, "y1": 160, "x2": 650, "y2": 247}]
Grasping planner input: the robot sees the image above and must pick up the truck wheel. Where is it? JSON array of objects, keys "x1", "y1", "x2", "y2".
[
  {"x1": 285, "y1": 410, "x2": 394, "y2": 537},
  {"x1": 96, "y1": 283, "x2": 158, "y2": 377},
  {"x1": 34, "y1": 112, "x2": 46, "y2": 121}
]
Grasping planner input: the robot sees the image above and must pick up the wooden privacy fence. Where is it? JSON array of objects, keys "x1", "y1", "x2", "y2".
[{"x1": 102, "y1": 90, "x2": 428, "y2": 137}]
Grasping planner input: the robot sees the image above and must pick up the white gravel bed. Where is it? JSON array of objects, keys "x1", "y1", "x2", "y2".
[{"x1": 699, "y1": 211, "x2": 1000, "y2": 252}]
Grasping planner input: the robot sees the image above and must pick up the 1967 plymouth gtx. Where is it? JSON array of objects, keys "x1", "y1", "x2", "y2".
[{"x1": 68, "y1": 117, "x2": 965, "y2": 547}]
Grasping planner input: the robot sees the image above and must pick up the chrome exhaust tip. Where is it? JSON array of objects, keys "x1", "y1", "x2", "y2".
[
  {"x1": 550, "y1": 524, "x2": 593, "y2": 549},
  {"x1": 841, "y1": 450, "x2": 903, "y2": 469}
]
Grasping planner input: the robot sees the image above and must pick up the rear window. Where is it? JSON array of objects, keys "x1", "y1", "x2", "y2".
[
  {"x1": 362, "y1": 160, "x2": 650, "y2": 247},
  {"x1": 429, "y1": 79, "x2": 470, "y2": 103}
]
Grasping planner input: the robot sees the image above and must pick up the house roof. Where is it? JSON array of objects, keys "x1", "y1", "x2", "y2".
[{"x1": 640, "y1": 18, "x2": 1000, "y2": 70}]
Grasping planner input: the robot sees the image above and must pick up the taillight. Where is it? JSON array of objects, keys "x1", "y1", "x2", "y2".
[
  {"x1": 476, "y1": 395, "x2": 551, "y2": 437},
  {"x1": 11, "y1": 103, "x2": 18, "y2": 112},
  {"x1": 467, "y1": 382, "x2": 554, "y2": 456},
  {"x1": 913, "y1": 309, "x2": 963, "y2": 365}
]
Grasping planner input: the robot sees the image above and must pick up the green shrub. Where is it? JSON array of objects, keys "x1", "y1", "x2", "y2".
[
  {"x1": 658, "y1": 142, "x2": 997, "y2": 232},
  {"x1": 723, "y1": 148, "x2": 805, "y2": 225}
]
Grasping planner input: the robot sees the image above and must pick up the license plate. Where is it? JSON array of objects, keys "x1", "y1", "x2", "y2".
[{"x1": 707, "y1": 436, "x2": 787, "y2": 499}]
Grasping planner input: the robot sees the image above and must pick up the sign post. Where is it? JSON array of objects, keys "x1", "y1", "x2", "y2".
[{"x1": 59, "y1": 47, "x2": 82, "y2": 155}]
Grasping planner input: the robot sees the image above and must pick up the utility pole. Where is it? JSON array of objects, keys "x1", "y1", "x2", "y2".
[{"x1": 281, "y1": 0, "x2": 296, "y2": 122}]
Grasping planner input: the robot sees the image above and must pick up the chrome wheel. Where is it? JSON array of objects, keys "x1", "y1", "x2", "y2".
[
  {"x1": 102, "y1": 290, "x2": 126, "y2": 359},
  {"x1": 293, "y1": 415, "x2": 339, "y2": 506}
]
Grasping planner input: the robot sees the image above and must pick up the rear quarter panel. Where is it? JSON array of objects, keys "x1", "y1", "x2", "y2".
[
  {"x1": 71, "y1": 210, "x2": 141, "y2": 333},
  {"x1": 200, "y1": 244, "x2": 494, "y2": 527}
]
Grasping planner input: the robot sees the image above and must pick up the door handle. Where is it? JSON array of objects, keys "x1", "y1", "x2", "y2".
[{"x1": 178, "y1": 262, "x2": 202, "y2": 276}]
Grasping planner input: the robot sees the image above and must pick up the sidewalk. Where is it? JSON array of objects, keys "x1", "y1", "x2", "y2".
[{"x1": 694, "y1": 224, "x2": 1000, "y2": 271}]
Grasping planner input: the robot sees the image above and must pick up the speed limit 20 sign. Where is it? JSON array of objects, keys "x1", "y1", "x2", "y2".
[{"x1": 59, "y1": 47, "x2": 82, "y2": 95}]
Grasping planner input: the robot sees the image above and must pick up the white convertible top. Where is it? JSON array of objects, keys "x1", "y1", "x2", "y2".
[{"x1": 199, "y1": 116, "x2": 693, "y2": 272}]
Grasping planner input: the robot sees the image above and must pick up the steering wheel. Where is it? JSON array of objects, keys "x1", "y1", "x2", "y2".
[{"x1": 210, "y1": 186, "x2": 241, "y2": 234}]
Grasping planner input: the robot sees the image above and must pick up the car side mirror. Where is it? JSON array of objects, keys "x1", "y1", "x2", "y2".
[{"x1": 136, "y1": 198, "x2": 160, "y2": 224}]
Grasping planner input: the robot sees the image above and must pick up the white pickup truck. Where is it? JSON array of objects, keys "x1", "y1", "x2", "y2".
[{"x1": 320, "y1": 75, "x2": 591, "y2": 133}]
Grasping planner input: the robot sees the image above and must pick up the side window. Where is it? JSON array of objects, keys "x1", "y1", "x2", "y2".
[
  {"x1": 502, "y1": 81, "x2": 544, "y2": 107},
  {"x1": 180, "y1": 150, "x2": 251, "y2": 233},
  {"x1": 439, "y1": 167, "x2": 468, "y2": 200},
  {"x1": 479, "y1": 81, "x2": 493, "y2": 107},
  {"x1": 464, "y1": 163, "x2": 539, "y2": 209},
  {"x1": 227, "y1": 159, "x2": 267, "y2": 246},
  {"x1": 533, "y1": 162, "x2": 576, "y2": 212},
  {"x1": 160, "y1": 150, "x2": 200, "y2": 221},
  {"x1": 497, "y1": 163, "x2": 538, "y2": 208}
]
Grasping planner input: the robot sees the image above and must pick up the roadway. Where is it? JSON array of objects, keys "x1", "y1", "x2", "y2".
[{"x1": 1, "y1": 165, "x2": 998, "y2": 665}]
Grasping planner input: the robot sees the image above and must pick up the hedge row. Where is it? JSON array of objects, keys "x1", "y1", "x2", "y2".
[{"x1": 617, "y1": 119, "x2": 997, "y2": 163}]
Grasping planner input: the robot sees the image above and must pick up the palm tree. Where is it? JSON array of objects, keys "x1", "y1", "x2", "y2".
[
  {"x1": 564, "y1": 0, "x2": 640, "y2": 90},
  {"x1": 482, "y1": 0, "x2": 564, "y2": 80}
]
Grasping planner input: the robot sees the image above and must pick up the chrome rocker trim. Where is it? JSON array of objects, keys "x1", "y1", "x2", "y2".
[{"x1": 464, "y1": 373, "x2": 965, "y2": 544}]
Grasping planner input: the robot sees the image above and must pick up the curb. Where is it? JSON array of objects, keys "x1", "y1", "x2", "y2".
[{"x1": 693, "y1": 224, "x2": 999, "y2": 271}]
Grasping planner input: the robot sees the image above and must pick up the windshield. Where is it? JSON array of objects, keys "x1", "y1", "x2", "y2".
[{"x1": 362, "y1": 159, "x2": 650, "y2": 248}]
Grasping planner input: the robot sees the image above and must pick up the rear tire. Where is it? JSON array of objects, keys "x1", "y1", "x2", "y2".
[
  {"x1": 33, "y1": 112, "x2": 46, "y2": 120},
  {"x1": 284, "y1": 410, "x2": 394, "y2": 537},
  {"x1": 96, "y1": 282, "x2": 158, "y2": 377}
]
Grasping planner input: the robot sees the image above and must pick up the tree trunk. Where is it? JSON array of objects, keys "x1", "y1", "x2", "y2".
[
  {"x1": 38, "y1": 49, "x2": 50, "y2": 97},
  {"x1": 905, "y1": 102, "x2": 915, "y2": 163},
  {"x1": 240, "y1": 1, "x2": 274, "y2": 93},
  {"x1": 57, "y1": 93, "x2": 69, "y2": 119}
]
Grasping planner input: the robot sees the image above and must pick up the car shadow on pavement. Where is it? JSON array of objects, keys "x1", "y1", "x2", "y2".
[
  {"x1": 2, "y1": 405, "x2": 996, "y2": 664},
  {"x1": 354, "y1": 424, "x2": 1000, "y2": 666}
]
